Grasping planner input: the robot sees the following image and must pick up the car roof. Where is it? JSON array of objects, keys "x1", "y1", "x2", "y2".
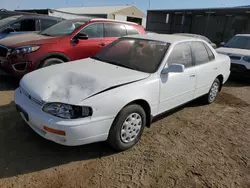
[
  {"x1": 124, "y1": 34, "x2": 201, "y2": 44},
  {"x1": 236, "y1": 34, "x2": 250, "y2": 37},
  {"x1": 18, "y1": 14, "x2": 63, "y2": 20},
  {"x1": 65, "y1": 18, "x2": 139, "y2": 25},
  {"x1": 174, "y1": 33, "x2": 204, "y2": 37}
]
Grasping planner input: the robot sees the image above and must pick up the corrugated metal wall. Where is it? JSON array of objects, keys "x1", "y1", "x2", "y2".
[{"x1": 146, "y1": 10, "x2": 250, "y2": 44}]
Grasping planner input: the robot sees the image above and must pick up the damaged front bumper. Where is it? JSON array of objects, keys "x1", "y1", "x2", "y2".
[{"x1": 14, "y1": 88, "x2": 114, "y2": 146}]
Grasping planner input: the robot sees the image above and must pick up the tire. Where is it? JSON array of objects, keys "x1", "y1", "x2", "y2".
[
  {"x1": 39, "y1": 58, "x2": 64, "y2": 68},
  {"x1": 202, "y1": 78, "x2": 221, "y2": 104},
  {"x1": 108, "y1": 104, "x2": 146, "y2": 151}
]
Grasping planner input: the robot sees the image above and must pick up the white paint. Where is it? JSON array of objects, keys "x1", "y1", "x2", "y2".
[
  {"x1": 14, "y1": 34, "x2": 231, "y2": 147},
  {"x1": 166, "y1": 14, "x2": 169, "y2": 23},
  {"x1": 20, "y1": 58, "x2": 150, "y2": 104},
  {"x1": 142, "y1": 17, "x2": 146, "y2": 27},
  {"x1": 114, "y1": 14, "x2": 127, "y2": 22}
]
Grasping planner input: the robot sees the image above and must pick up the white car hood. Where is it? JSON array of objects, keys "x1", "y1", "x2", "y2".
[
  {"x1": 20, "y1": 58, "x2": 150, "y2": 104},
  {"x1": 216, "y1": 47, "x2": 250, "y2": 56}
]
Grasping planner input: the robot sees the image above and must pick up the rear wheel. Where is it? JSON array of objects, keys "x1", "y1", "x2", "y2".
[
  {"x1": 202, "y1": 78, "x2": 221, "y2": 104},
  {"x1": 108, "y1": 104, "x2": 146, "y2": 151},
  {"x1": 39, "y1": 58, "x2": 64, "y2": 68}
]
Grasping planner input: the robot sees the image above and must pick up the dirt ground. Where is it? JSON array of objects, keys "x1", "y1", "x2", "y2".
[{"x1": 0, "y1": 71, "x2": 250, "y2": 188}]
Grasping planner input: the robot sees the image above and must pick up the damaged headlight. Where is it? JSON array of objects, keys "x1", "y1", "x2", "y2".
[{"x1": 42, "y1": 103, "x2": 92, "y2": 119}]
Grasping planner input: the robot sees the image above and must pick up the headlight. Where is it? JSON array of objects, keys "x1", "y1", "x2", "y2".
[
  {"x1": 42, "y1": 103, "x2": 92, "y2": 119},
  {"x1": 243, "y1": 56, "x2": 250, "y2": 63},
  {"x1": 11, "y1": 46, "x2": 40, "y2": 55}
]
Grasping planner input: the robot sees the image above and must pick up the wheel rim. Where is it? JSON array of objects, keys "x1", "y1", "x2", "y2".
[
  {"x1": 120, "y1": 113, "x2": 142, "y2": 143},
  {"x1": 209, "y1": 82, "x2": 219, "y2": 102}
]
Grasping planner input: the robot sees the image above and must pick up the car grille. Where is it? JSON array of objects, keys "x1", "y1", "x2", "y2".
[
  {"x1": 21, "y1": 87, "x2": 44, "y2": 107},
  {"x1": 0, "y1": 45, "x2": 8, "y2": 57},
  {"x1": 229, "y1": 56, "x2": 242, "y2": 60}
]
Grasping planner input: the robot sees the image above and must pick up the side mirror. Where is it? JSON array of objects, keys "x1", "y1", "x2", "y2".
[
  {"x1": 220, "y1": 42, "x2": 225, "y2": 47},
  {"x1": 5, "y1": 27, "x2": 15, "y2": 34},
  {"x1": 75, "y1": 33, "x2": 88, "y2": 40},
  {"x1": 161, "y1": 64, "x2": 185, "y2": 74}
]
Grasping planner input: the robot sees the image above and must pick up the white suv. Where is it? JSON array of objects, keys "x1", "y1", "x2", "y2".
[{"x1": 217, "y1": 34, "x2": 250, "y2": 78}]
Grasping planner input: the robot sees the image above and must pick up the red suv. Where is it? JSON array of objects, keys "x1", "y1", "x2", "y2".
[{"x1": 0, "y1": 18, "x2": 145, "y2": 77}]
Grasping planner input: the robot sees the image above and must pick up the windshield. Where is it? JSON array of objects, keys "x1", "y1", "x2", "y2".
[
  {"x1": 40, "y1": 20, "x2": 85, "y2": 36},
  {"x1": 224, "y1": 36, "x2": 250, "y2": 50},
  {"x1": 0, "y1": 16, "x2": 18, "y2": 27},
  {"x1": 92, "y1": 38, "x2": 170, "y2": 73}
]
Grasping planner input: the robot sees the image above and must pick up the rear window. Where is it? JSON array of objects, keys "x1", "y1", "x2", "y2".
[
  {"x1": 126, "y1": 25, "x2": 139, "y2": 35},
  {"x1": 105, "y1": 23, "x2": 127, "y2": 37}
]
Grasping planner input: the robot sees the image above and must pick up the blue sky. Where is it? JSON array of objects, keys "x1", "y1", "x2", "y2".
[{"x1": 1, "y1": 0, "x2": 250, "y2": 12}]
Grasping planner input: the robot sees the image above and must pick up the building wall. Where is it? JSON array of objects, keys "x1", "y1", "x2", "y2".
[
  {"x1": 146, "y1": 10, "x2": 250, "y2": 44},
  {"x1": 114, "y1": 14, "x2": 127, "y2": 21},
  {"x1": 113, "y1": 6, "x2": 146, "y2": 19}
]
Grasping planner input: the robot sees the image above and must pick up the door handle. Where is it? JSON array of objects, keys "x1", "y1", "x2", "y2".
[
  {"x1": 190, "y1": 74, "x2": 196, "y2": 78},
  {"x1": 99, "y1": 42, "x2": 106, "y2": 47},
  {"x1": 214, "y1": 67, "x2": 218, "y2": 70}
]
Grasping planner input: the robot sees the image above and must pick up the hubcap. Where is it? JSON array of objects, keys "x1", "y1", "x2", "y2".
[
  {"x1": 209, "y1": 82, "x2": 219, "y2": 102},
  {"x1": 120, "y1": 113, "x2": 142, "y2": 143}
]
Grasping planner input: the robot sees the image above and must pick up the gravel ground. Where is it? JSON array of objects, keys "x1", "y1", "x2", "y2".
[{"x1": 0, "y1": 72, "x2": 250, "y2": 188}]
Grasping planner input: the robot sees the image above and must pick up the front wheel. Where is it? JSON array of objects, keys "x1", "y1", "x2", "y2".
[
  {"x1": 202, "y1": 78, "x2": 221, "y2": 104},
  {"x1": 108, "y1": 104, "x2": 146, "y2": 151},
  {"x1": 39, "y1": 58, "x2": 64, "y2": 68}
]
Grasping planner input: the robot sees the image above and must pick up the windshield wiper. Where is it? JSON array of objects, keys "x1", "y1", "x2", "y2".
[
  {"x1": 106, "y1": 60, "x2": 138, "y2": 70},
  {"x1": 40, "y1": 33, "x2": 51, "y2": 36},
  {"x1": 92, "y1": 57, "x2": 138, "y2": 71}
]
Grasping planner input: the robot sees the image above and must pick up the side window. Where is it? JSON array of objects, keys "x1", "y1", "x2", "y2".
[
  {"x1": 80, "y1": 23, "x2": 104, "y2": 38},
  {"x1": 105, "y1": 23, "x2": 126, "y2": 37},
  {"x1": 125, "y1": 25, "x2": 139, "y2": 35},
  {"x1": 10, "y1": 19, "x2": 36, "y2": 32},
  {"x1": 41, "y1": 19, "x2": 58, "y2": 31},
  {"x1": 191, "y1": 42, "x2": 210, "y2": 65},
  {"x1": 204, "y1": 44, "x2": 215, "y2": 61},
  {"x1": 167, "y1": 43, "x2": 193, "y2": 68}
]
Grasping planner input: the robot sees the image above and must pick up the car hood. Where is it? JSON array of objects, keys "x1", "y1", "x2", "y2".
[
  {"x1": 216, "y1": 47, "x2": 250, "y2": 56},
  {"x1": 20, "y1": 58, "x2": 150, "y2": 104},
  {"x1": 0, "y1": 33, "x2": 59, "y2": 48}
]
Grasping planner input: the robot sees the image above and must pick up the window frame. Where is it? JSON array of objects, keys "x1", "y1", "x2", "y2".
[
  {"x1": 190, "y1": 41, "x2": 215, "y2": 66},
  {"x1": 104, "y1": 22, "x2": 127, "y2": 38}
]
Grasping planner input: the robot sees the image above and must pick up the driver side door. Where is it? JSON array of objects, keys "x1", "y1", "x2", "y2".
[
  {"x1": 159, "y1": 42, "x2": 196, "y2": 114},
  {"x1": 68, "y1": 23, "x2": 107, "y2": 60}
]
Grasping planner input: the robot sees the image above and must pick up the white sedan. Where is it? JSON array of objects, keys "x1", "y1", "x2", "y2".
[
  {"x1": 217, "y1": 34, "x2": 250, "y2": 78},
  {"x1": 14, "y1": 34, "x2": 231, "y2": 151}
]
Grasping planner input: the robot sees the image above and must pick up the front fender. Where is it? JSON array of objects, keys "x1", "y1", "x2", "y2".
[{"x1": 79, "y1": 75, "x2": 160, "y2": 123}]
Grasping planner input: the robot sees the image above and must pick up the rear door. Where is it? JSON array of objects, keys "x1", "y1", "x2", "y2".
[
  {"x1": 190, "y1": 41, "x2": 219, "y2": 98},
  {"x1": 68, "y1": 22, "x2": 106, "y2": 60},
  {"x1": 104, "y1": 23, "x2": 127, "y2": 45}
]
